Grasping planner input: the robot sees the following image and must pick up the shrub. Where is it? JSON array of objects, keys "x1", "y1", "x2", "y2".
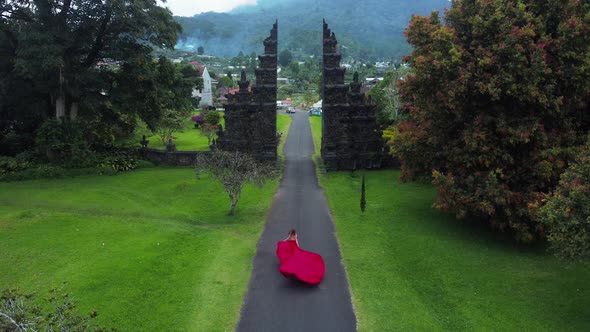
[
  {"x1": 204, "y1": 111, "x2": 221, "y2": 126},
  {"x1": 191, "y1": 113, "x2": 205, "y2": 128},
  {"x1": 36, "y1": 119, "x2": 95, "y2": 167},
  {"x1": 98, "y1": 150, "x2": 138, "y2": 172},
  {"x1": 0, "y1": 287, "x2": 115, "y2": 331},
  {"x1": 0, "y1": 156, "x2": 32, "y2": 176},
  {"x1": 200, "y1": 123, "x2": 219, "y2": 146},
  {"x1": 136, "y1": 159, "x2": 156, "y2": 169},
  {"x1": 0, "y1": 131, "x2": 35, "y2": 156},
  {"x1": 0, "y1": 164, "x2": 66, "y2": 182},
  {"x1": 537, "y1": 141, "x2": 590, "y2": 261}
]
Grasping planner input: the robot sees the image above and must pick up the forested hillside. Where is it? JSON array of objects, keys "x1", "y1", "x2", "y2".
[{"x1": 175, "y1": 0, "x2": 449, "y2": 60}]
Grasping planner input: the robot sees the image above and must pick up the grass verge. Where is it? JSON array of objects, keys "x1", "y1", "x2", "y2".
[
  {"x1": 277, "y1": 113, "x2": 293, "y2": 162},
  {"x1": 308, "y1": 115, "x2": 325, "y2": 174}
]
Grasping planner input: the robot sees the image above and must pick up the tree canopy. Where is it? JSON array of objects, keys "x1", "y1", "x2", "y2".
[
  {"x1": 394, "y1": 0, "x2": 590, "y2": 242},
  {"x1": 278, "y1": 49, "x2": 293, "y2": 67},
  {"x1": 0, "y1": 0, "x2": 191, "y2": 154},
  {"x1": 195, "y1": 150, "x2": 277, "y2": 215}
]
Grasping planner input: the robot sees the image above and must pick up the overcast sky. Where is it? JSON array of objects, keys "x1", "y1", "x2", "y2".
[{"x1": 163, "y1": 0, "x2": 258, "y2": 16}]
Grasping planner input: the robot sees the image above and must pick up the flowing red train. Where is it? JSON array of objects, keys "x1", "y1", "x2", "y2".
[{"x1": 276, "y1": 239, "x2": 325, "y2": 285}]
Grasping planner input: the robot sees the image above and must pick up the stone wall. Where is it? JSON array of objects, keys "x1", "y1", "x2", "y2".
[{"x1": 141, "y1": 148, "x2": 210, "y2": 166}]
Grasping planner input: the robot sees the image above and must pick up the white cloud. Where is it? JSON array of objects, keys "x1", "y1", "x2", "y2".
[{"x1": 162, "y1": 0, "x2": 258, "y2": 16}]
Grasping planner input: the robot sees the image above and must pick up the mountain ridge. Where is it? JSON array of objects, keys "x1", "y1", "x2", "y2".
[{"x1": 175, "y1": 0, "x2": 449, "y2": 61}]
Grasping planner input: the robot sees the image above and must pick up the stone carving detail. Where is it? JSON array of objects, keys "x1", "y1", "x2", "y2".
[
  {"x1": 321, "y1": 20, "x2": 384, "y2": 170},
  {"x1": 217, "y1": 21, "x2": 278, "y2": 161}
]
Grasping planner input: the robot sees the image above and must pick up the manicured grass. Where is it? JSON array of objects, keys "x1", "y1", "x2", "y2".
[
  {"x1": 322, "y1": 170, "x2": 590, "y2": 331},
  {"x1": 309, "y1": 116, "x2": 590, "y2": 331},
  {"x1": 135, "y1": 112, "x2": 291, "y2": 153},
  {"x1": 141, "y1": 112, "x2": 225, "y2": 151},
  {"x1": 308, "y1": 115, "x2": 322, "y2": 162},
  {"x1": 277, "y1": 113, "x2": 293, "y2": 157},
  {"x1": 0, "y1": 113, "x2": 294, "y2": 330},
  {"x1": 0, "y1": 168, "x2": 278, "y2": 331}
]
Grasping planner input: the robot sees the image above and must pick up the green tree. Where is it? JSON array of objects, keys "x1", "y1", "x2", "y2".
[
  {"x1": 278, "y1": 49, "x2": 293, "y2": 67},
  {"x1": 200, "y1": 123, "x2": 218, "y2": 146},
  {"x1": 395, "y1": 1, "x2": 590, "y2": 241},
  {"x1": 1, "y1": 0, "x2": 180, "y2": 119},
  {"x1": 369, "y1": 67, "x2": 410, "y2": 127},
  {"x1": 204, "y1": 111, "x2": 221, "y2": 126},
  {"x1": 156, "y1": 109, "x2": 184, "y2": 146},
  {"x1": 0, "y1": 0, "x2": 182, "y2": 153},
  {"x1": 197, "y1": 46, "x2": 205, "y2": 55},
  {"x1": 195, "y1": 150, "x2": 276, "y2": 215},
  {"x1": 217, "y1": 75, "x2": 236, "y2": 89},
  {"x1": 288, "y1": 61, "x2": 300, "y2": 75}
]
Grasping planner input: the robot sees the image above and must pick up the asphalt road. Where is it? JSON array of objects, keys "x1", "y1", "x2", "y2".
[{"x1": 237, "y1": 112, "x2": 357, "y2": 332}]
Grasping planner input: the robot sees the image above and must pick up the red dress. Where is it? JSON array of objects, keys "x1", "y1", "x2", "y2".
[{"x1": 276, "y1": 240, "x2": 325, "y2": 285}]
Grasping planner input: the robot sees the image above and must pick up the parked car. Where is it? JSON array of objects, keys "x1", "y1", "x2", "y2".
[
  {"x1": 286, "y1": 107, "x2": 296, "y2": 114},
  {"x1": 309, "y1": 109, "x2": 322, "y2": 116}
]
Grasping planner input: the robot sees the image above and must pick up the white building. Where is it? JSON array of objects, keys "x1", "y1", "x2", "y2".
[
  {"x1": 200, "y1": 67, "x2": 213, "y2": 108},
  {"x1": 192, "y1": 66, "x2": 213, "y2": 108}
]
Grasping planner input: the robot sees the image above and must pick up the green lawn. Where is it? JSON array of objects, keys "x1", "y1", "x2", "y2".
[
  {"x1": 137, "y1": 112, "x2": 291, "y2": 152},
  {"x1": 0, "y1": 114, "x2": 293, "y2": 331},
  {"x1": 308, "y1": 115, "x2": 322, "y2": 162},
  {"x1": 0, "y1": 169, "x2": 277, "y2": 331},
  {"x1": 139, "y1": 112, "x2": 225, "y2": 151},
  {"x1": 309, "y1": 116, "x2": 590, "y2": 331}
]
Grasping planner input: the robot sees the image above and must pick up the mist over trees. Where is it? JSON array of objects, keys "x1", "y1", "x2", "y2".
[{"x1": 174, "y1": 0, "x2": 449, "y2": 60}]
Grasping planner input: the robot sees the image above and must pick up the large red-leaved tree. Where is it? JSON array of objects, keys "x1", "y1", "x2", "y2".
[{"x1": 394, "y1": 0, "x2": 590, "y2": 241}]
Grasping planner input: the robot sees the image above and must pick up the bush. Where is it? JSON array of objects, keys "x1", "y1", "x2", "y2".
[
  {"x1": 98, "y1": 150, "x2": 138, "y2": 172},
  {"x1": 136, "y1": 159, "x2": 156, "y2": 169},
  {"x1": 537, "y1": 141, "x2": 590, "y2": 261},
  {"x1": 0, "y1": 156, "x2": 32, "y2": 176},
  {"x1": 14, "y1": 150, "x2": 41, "y2": 165},
  {"x1": 36, "y1": 119, "x2": 96, "y2": 168},
  {"x1": 0, "y1": 164, "x2": 66, "y2": 182},
  {"x1": 0, "y1": 131, "x2": 35, "y2": 156},
  {"x1": 204, "y1": 111, "x2": 221, "y2": 126},
  {"x1": 0, "y1": 287, "x2": 115, "y2": 331},
  {"x1": 191, "y1": 113, "x2": 205, "y2": 128}
]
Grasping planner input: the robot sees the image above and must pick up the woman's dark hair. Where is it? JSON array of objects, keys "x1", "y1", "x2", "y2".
[{"x1": 288, "y1": 229, "x2": 297, "y2": 236}]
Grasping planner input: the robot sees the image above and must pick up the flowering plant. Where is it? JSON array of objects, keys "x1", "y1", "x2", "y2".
[{"x1": 191, "y1": 113, "x2": 205, "y2": 128}]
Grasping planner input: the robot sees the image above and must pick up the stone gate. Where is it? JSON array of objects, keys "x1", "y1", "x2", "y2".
[
  {"x1": 217, "y1": 21, "x2": 278, "y2": 161},
  {"x1": 321, "y1": 20, "x2": 384, "y2": 170},
  {"x1": 218, "y1": 20, "x2": 383, "y2": 169}
]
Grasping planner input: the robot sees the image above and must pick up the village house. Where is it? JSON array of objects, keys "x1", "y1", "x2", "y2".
[{"x1": 277, "y1": 99, "x2": 293, "y2": 109}]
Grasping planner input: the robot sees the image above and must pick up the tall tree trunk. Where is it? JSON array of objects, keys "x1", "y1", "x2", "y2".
[
  {"x1": 228, "y1": 193, "x2": 236, "y2": 215},
  {"x1": 56, "y1": 96, "x2": 66, "y2": 119},
  {"x1": 56, "y1": 67, "x2": 65, "y2": 119},
  {"x1": 70, "y1": 102, "x2": 78, "y2": 120},
  {"x1": 229, "y1": 202, "x2": 236, "y2": 216}
]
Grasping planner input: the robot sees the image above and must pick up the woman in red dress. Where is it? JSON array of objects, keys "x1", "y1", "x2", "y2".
[{"x1": 276, "y1": 229, "x2": 325, "y2": 285}]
